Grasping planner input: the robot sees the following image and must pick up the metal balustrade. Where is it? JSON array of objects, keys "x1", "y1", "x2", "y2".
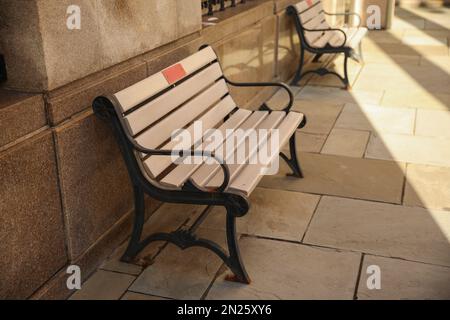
[{"x1": 202, "y1": 0, "x2": 247, "y2": 16}]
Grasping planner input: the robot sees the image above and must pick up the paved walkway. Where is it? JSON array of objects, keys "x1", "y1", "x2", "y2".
[{"x1": 71, "y1": 6, "x2": 450, "y2": 300}]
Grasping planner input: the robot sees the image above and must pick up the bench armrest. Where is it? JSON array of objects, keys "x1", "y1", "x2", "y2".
[
  {"x1": 302, "y1": 26, "x2": 347, "y2": 48},
  {"x1": 323, "y1": 11, "x2": 362, "y2": 28},
  {"x1": 224, "y1": 77, "x2": 294, "y2": 112},
  {"x1": 132, "y1": 143, "x2": 231, "y2": 193}
]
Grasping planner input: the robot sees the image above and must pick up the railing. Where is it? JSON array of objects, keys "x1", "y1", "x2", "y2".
[{"x1": 202, "y1": 0, "x2": 247, "y2": 16}]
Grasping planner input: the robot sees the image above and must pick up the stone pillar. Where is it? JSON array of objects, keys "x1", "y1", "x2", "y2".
[{"x1": 0, "y1": 0, "x2": 202, "y2": 92}]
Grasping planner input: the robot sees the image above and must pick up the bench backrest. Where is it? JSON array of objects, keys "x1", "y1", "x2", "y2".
[
  {"x1": 289, "y1": 0, "x2": 330, "y2": 47},
  {"x1": 111, "y1": 46, "x2": 237, "y2": 179}
]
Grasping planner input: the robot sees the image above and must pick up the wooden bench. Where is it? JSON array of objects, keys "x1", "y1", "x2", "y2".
[
  {"x1": 287, "y1": 0, "x2": 367, "y2": 89},
  {"x1": 93, "y1": 45, "x2": 306, "y2": 284}
]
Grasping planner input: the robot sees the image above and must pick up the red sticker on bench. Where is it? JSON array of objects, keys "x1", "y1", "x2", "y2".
[
  {"x1": 162, "y1": 63, "x2": 187, "y2": 84},
  {"x1": 306, "y1": 0, "x2": 313, "y2": 6}
]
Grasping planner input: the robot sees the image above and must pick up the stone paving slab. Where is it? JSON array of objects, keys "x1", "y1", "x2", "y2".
[
  {"x1": 294, "y1": 132, "x2": 327, "y2": 153},
  {"x1": 403, "y1": 164, "x2": 450, "y2": 211},
  {"x1": 381, "y1": 89, "x2": 450, "y2": 110},
  {"x1": 355, "y1": 63, "x2": 450, "y2": 94},
  {"x1": 296, "y1": 86, "x2": 384, "y2": 106},
  {"x1": 260, "y1": 152, "x2": 405, "y2": 204},
  {"x1": 206, "y1": 237, "x2": 361, "y2": 300},
  {"x1": 415, "y1": 109, "x2": 450, "y2": 138},
  {"x1": 419, "y1": 56, "x2": 450, "y2": 72},
  {"x1": 291, "y1": 100, "x2": 343, "y2": 135},
  {"x1": 70, "y1": 270, "x2": 135, "y2": 300},
  {"x1": 321, "y1": 128, "x2": 370, "y2": 158},
  {"x1": 357, "y1": 255, "x2": 450, "y2": 300},
  {"x1": 367, "y1": 30, "x2": 404, "y2": 44},
  {"x1": 199, "y1": 188, "x2": 320, "y2": 242},
  {"x1": 364, "y1": 52, "x2": 421, "y2": 65},
  {"x1": 334, "y1": 103, "x2": 416, "y2": 135},
  {"x1": 304, "y1": 196, "x2": 450, "y2": 267},
  {"x1": 100, "y1": 241, "x2": 143, "y2": 276},
  {"x1": 366, "y1": 132, "x2": 450, "y2": 167},
  {"x1": 129, "y1": 227, "x2": 225, "y2": 300}
]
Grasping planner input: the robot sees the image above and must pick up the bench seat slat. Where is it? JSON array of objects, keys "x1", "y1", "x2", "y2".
[
  {"x1": 202, "y1": 112, "x2": 286, "y2": 189},
  {"x1": 304, "y1": 21, "x2": 329, "y2": 44},
  {"x1": 125, "y1": 62, "x2": 223, "y2": 135},
  {"x1": 300, "y1": 4, "x2": 324, "y2": 25},
  {"x1": 158, "y1": 109, "x2": 258, "y2": 188},
  {"x1": 229, "y1": 112, "x2": 304, "y2": 196},
  {"x1": 135, "y1": 79, "x2": 229, "y2": 151},
  {"x1": 295, "y1": 0, "x2": 320, "y2": 14},
  {"x1": 161, "y1": 111, "x2": 268, "y2": 187},
  {"x1": 115, "y1": 47, "x2": 217, "y2": 112},
  {"x1": 143, "y1": 95, "x2": 237, "y2": 178},
  {"x1": 312, "y1": 30, "x2": 337, "y2": 48}
]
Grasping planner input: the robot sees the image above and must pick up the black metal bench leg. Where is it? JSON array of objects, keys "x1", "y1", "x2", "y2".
[
  {"x1": 280, "y1": 132, "x2": 304, "y2": 178},
  {"x1": 225, "y1": 210, "x2": 251, "y2": 284},
  {"x1": 291, "y1": 48, "x2": 305, "y2": 86},
  {"x1": 121, "y1": 186, "x2": 145, "y2": 262}
]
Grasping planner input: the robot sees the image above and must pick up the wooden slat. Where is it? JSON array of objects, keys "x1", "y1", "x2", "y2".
[
  {"x1": 160, "y1": 109, "x2": 256, "y2": 187},
  {"x1": 187, "y1": 111, "x2": 270, "y2": 188},
  {"x1": 312, "y1": 30, "x2": 336, "y2": 48},
  {"x1": 143, "y1": 95, "x2": 237, "y2": 178},
  {"x1": 303, "y1": 12, "x2": 325, "y2": 29},
  {"x1": 304, "y1": 21, "x2": 328, "y2": 44},
  {"x1": 135, "y1": 79, "x2": 229, "y2": 151},
  {"x1": 203, "y1": 111, "x2": 286, "y2": 189},
  {"x1": 300, "y1": 3, "x2": 323, "y2": 24},
  {"x1": 229, "y1": 112, "x2": 304, "y2": 196},
  {"x1": 125, "y1": 63, "x2": 223, "y2": 135},
  {"x1": 115, "y1": 47, "x2": 217, "y2": 112}
]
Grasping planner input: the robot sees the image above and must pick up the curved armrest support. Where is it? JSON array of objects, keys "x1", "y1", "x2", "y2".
[
  {"x1": 323, "y1": 11, "x2": 362, "y2": 28},
  {"x1": 224, "y1": 77, "x2": 294, "y2": 112}
]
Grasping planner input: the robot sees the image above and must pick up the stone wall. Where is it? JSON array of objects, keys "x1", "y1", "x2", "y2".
[{"x1": 0, "y1": 0, "x2": 342, "y2": 299}]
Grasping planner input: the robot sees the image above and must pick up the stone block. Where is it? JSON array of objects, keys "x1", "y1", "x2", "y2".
[
  {"x1": 46, "y1": 58, "x2": 147, "y2": 125},
  {"x1": 54, "y1": 110, "x2": 134, "y2": 259},
  {"x1": 0, "y1": 90, "x2": 47, "y2": 148},
  {"x1": 0, "y1": 131, "x2": 67, "y2": 299}
]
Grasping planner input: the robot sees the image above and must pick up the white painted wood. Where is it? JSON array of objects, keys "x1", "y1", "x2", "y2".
[
  {"x1": 304, "y1": 20, "x2": 329, "y2": 44},
  {"x1": 312, "y1": 30, "x2": 336, "y2": 48},
  {"x1": 125, "y1": 63, "x2": 223, "y2": 135},
  {"x1": 203, "y1": 112, "x2": 286, "y2": 189},
  {"x1": 143, "y1": 95, "x2": 237, "y2": 178},
  {"x1": 158, "y1": 109, "x2": 256, "y2": 188},
  {"x1": 115, "y1": 47, "x2": 217, "y2": 112},
  {"x1": 187, "y1": 111, "x2": 270, "y2": 188},
  {"x1": 229, "y1": 112, "x2": 304, "y2": 195},
  {"x1": 300, "y1": 3, "x2": 323, "y2": 24},
  {"x1": 136, "y1": 79, "x2": 229, "y2": 151}
]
